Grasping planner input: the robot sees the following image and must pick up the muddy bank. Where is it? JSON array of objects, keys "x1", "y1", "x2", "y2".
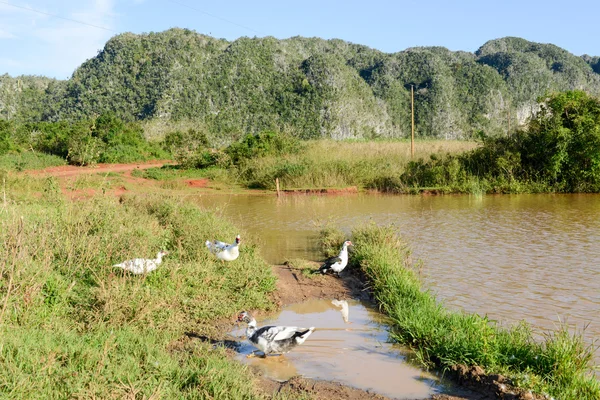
[
  {"x1": 271, "y1": 262, "x2": 370, "y2": 306},
  {"x1": 259, "y1": 375, "x2": 494, "y2": 400},
  {"x1": 280, "y1": 186, "x2": 359, "y2": 195}
]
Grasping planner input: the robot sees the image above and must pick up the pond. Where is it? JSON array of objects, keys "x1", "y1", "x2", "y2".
[
  {"x1": 197, "y1": 193, "x2": 600, "y2": 363},
  {"x1": 231, "y1": 298, "x2": 462, "y2": 399}
]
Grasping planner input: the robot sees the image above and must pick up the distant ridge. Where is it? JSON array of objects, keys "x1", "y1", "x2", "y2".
[{"x1": 2, "y1": 30, "x2": 599, "y2": 139}]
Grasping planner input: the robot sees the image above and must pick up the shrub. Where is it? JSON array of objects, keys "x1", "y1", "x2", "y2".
[
  {"x1": 163, "y1": 128, "x2": 215, "y2": 168},
  {"x1": 225, "y1": 130, "x2": 303, "y2": 166}
]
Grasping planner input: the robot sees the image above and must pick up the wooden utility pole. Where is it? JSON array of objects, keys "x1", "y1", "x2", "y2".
[
  {"x1": 411, "y1": 85, "x2": 415, "y2": 158},
  {"x1": 507, "y1": 106, "x2": 511, "y2": 136}
]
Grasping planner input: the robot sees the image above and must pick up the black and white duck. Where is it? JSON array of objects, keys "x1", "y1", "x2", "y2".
[
  {"x1": 113, "y1": 250, "x2": 169, "y2": 275},
  {"x1": 319, "y1": 240, "x2": 353, "y2": 275},
  {"x1": 237, "y1": 311, "x2": 315, "y2": 357},
  {"x1": 205, "y1": 235, "x2": 241, "y2": 262}
]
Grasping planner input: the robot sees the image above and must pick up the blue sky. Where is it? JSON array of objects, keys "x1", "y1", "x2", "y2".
[{"x1": 0, "y1": 0, "x2": 598, "y2": 79}]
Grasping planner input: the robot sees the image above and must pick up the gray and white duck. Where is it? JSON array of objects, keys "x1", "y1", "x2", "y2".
[
  {"x1": 113, "y1": 250, "x2": 169, "y2": 275},
  {"x1": 205, "y1": 235, "x2": 241, "y2": 262},
  {"x1": 237, "y1": 311, "x2": 315, "y2": 357},
  {"x1": 319, "y1": 240, "x2": 353, "y2": 275}
]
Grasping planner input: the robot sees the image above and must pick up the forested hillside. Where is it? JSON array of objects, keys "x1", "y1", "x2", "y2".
[{"x1": 2, "y1": 29, "x2": 600, "y2": 140}]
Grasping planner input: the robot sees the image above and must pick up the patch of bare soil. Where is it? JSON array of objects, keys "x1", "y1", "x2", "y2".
[
  {"x1": 270, "y1": 262, "x2": 370, "y2": 307},
  {"x1": 185, "y1": 178, "x2": 209, "y2": 188},
  {"x1": 258, "y1": 375, "x2": 389, "y2": 400}
]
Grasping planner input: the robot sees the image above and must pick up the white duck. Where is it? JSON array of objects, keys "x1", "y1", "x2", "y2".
[
  {"x1": 205, "y1": 235, "x2": 241, "y2": 262},
  {"x1": 237, "y1": 311, "x2": 315, "y2": 357},
  {"x1": 319, "y1": 240, "x2": 353, "y2": 275},
  {"x1": 113, "y1": 250, "x2": 169, "y2": 275}
]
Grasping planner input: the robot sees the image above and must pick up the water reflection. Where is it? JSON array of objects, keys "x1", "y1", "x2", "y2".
[
  {"x1": 332, "y1": 299, "x2": 350, "y2": 323},
  {"x1": 232, "y1": 299, "x2": 451, "y2": 399}
]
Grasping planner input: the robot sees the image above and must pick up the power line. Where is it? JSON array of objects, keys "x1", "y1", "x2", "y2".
[
  {"x1": 0, "y1": 0, "x2": 115, "y2": 32},
  {"x1": 167, "y1": 0, "x2": 265, "y2": 36}
]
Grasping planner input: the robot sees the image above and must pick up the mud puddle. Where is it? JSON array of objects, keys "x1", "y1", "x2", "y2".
[{"x1": 232, "y1": 298, "x2": 458, "y2": 399}]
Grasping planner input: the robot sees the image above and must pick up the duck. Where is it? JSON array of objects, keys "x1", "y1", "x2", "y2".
[
  {"x1": 205, "y1": 234, "x2": 241, "y2": 261},
  {"x1": 113, "y1": 250, "x2": 169, "y2": 275},
  {"x1": 237, "y1": 311, "x2": 315, "y2": 357},
  {"x1": 319, "y1": 240, "x2": 353, "y2": 275}
]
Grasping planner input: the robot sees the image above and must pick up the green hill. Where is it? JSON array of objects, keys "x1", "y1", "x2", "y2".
[{"x1": 1, "y1": 29, "x2": 599, "y2": 140}]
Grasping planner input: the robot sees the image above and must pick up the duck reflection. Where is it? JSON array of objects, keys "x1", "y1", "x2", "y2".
[{"x1": 331, "y1": 299, "x2": 350, "y2": 323}]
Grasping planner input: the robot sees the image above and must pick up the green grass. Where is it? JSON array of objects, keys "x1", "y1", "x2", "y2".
[
  {"x1": 131, "y1": 165, "x2": 210, "y2": 181},
  {"x1": 0, "y1": 180, "x2": 278, "y2": 398},
  {"x1": 345, "y1": 224, "x2": 600, "y2": 399},
  {"x1": 0, "y1": 151, "x2": 66, "y2": 172},
  {"x1": 234, "y1": 139, "x2": 478, "y2": 190}
]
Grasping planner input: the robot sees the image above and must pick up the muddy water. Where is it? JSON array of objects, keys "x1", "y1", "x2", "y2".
[
  {"x1": 198, "y1": 193, "x2": 600, "y2": 363},
  {"x1": 232, "y1": 299, "x2": 455, "y2": 399}
]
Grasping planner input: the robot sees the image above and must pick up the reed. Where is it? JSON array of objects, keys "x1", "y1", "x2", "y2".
[{"x1": 346, "y1": 224, "x2": 600, "y2": 399}]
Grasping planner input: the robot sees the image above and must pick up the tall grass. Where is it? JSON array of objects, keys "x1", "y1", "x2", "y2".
[
  {"x1": 347, "y1": 224, "x2": 599, "y2": 399},
  {"x1": 0, "y1": 180, "x2": 277, "y2": 398},
  {"x1": 234, "y1": 139, "x2": 478, "y2": 190}
]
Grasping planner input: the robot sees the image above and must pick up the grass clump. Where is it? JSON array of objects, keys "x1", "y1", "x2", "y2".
[
  {"x1": 345, "y1": 223, "x2": 599, "y2": 399},
  {"x1": 0, "y1": 184, "x2": 277, "y2": 398}
]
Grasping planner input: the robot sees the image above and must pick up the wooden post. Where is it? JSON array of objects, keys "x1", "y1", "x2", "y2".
[
  {"x1": 275, "y1": 178, "x2": 280, "y2": 197},
  {"x1": 411, "y1": 85, "x2": 415, "y2": 158}
]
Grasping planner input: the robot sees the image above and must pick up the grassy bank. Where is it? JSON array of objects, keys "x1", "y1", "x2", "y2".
[
  {"x1": 347, "y1": 224, "x2": 599, "y2": 400},
  {"x1": 0, "y1": 178, "x2": 278, "y2": 398}
]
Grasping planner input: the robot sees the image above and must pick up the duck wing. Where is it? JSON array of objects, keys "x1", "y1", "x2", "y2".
[
  {"x1": 319, "y1": 256, "x2": 342, "y2": 271},
  {"x1": 114, "y1": 258, "x2": 154, "y2": 274},
  {"x1": 205, "y1": 240, "x2": 231, "y2": 254},
  {"x1": 255, "y1": 325, "x2": 306, "y2": 342}
]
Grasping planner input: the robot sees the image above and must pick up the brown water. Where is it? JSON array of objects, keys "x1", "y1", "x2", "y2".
[
  {"x1": 231, "y1": 298, "x2": 456, "y2": 399},
  {"x1": 198, "y1": 193, "x2": 600, "y2": 363}
]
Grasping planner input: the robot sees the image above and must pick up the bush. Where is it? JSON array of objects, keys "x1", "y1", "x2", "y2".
[
  {"x1": 163, "y1": 128, "x2": 216, "y2": 168},
  {"x1": 67, "y1": 129, "x2": 105, "y2": 166},
  {"x1": 225, "y1": 130, "x2": 303, "y2": 166}
]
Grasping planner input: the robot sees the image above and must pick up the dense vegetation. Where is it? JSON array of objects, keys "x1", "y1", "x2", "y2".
[
  {"x1": 401, "y1": 90, "x2": 600, "y2": 193},
  {"x1": 2, "y1": 31, "x2": 600, "y2": 140},
  {"x1": 0, "y1": 182, "x2": 278, "y2": 398},
  {"x1": 0, "y1": 112, "x2": 168, "y2": 166},
  {"x1": 342, "y1": 224, "x2": 600, "y2": 400}
]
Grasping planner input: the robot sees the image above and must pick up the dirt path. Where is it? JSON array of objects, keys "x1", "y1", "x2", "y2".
[{"x1": 24, "y1": 160, "x2": 173, "y2": 177}]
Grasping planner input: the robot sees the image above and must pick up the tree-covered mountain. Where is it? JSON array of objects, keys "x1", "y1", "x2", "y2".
[{"x1": 1, "y1": 30, "x2": 599, "y2": 140}]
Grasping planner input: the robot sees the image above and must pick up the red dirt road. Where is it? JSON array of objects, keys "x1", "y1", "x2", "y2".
[{"x1": 25, "y1": 160, "x2": 173, "y2": 177}]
